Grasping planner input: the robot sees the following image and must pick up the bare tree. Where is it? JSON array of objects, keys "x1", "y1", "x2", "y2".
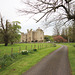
[
  {"x1": 72, "y1": 21, "x2": 75, "y2": 41},
  {"x1": 61, "y1": 27, "x2": 68, "y2": 41},
  {"x1": 61, "y1": 23, "x2": 75, "y2": 42},
  {"x1": 53, "y1": 21, "x2": 62, "y2": 35},
  {"x1": 19, "y1": 0, "x2": 75, "y2": 25}
]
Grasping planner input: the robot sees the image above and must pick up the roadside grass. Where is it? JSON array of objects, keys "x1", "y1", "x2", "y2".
[
  {"x1": 59, "y1": 43, "x2": 75, "y2": 75},
  {"x1": 68, "y1": 44, "x2": 75, "y2": 75},
  {"x1": 0, "y1": 44, "x2": 60, "y2": 75}
]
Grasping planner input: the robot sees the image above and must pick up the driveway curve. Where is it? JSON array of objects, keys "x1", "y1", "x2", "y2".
[{"x1": 22, "y1": 46, "x2": 71, "y2": 75}]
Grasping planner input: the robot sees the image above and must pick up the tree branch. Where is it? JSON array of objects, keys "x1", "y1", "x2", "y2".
[{"x1": 1, "y1": 18, "x2": 4, "y2": 30}]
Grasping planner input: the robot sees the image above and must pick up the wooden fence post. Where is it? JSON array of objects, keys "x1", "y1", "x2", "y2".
[
  {"x1": 11, "y1": 48, "x2": 13, "y2": 56},
  {"x1": 42, "y1": 44, "x2": 43, "y2": 48},
  {"x1": 25, "y1": 45, "x2": 27, "y2": 50},
  {"x1": 31, "y1": 45, "x2": 32, "y2": 50},
  {"x1": 40, "y1": 45, "x2": 41, "y2": 49},
  {"x1": 34, "y1": 45, "x2": 36, "y2": 49},
  {"x1": 19, "y1": 47, "x2": 21, "y2": 53},
  {"x1": 38, "y1": 45, "x2": 39, "y2": 50},
  {"x1": 44, "y1": 44, "x2": 45, "y2": 48}
]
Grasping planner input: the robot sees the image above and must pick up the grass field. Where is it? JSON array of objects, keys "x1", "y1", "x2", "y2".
[
  {"x1": 0, "y1": 43, "x2": 60, "y2": 75},
  {"x1": 59, "y1": 43, "x2": 75, "y2": 75}
]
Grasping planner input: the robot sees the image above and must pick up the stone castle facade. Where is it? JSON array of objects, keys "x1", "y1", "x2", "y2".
[{"x1": 21, "y1": 28, "x2": 44, "y2": 43}]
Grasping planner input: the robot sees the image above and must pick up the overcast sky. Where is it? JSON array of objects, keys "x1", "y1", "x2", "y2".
[{"x1": 0, "y1": 0, "x2": 54, "y2": 35}]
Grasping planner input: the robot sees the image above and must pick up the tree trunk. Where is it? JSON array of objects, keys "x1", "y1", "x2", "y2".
[
  {"x1": 72, "y1": 20, "x2": 75, "y2": 42},
  {"x1": 5, "y1": 42, "x2": 8, "y2": 46},
  {"x1": 68, "y1": 37, "x2": 69, "y2": 43},
  {"x1": 4, "y1": 34, "x2": 9, "y2": 46},
  {"x1": 11, "y1": 42, "x2": 13, "y2": 45}
]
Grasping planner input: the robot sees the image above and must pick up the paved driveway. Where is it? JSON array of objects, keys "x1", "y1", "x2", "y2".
[{"x1": 23, "y1": 46, "x2": 71, "y2": 75}]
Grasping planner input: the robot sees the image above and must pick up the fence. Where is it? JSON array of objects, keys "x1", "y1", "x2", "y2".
[{"x1": 0, "y1": 43, "x2": 55, "y2": 57}]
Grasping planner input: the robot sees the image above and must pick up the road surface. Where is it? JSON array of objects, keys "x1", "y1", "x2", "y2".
[{"x1": 22, "y1": 46, "x2": 71, "y2": 75}]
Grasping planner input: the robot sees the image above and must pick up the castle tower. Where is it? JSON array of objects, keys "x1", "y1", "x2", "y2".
[{"x1": 21, "y1": 28, "x2": 44, "y2": 43}]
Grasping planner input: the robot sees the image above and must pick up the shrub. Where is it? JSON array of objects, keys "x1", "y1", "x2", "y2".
[
  {"x1": 33, "y1": 49, "x2": 37, "y2": 51},
  {"x1": 21, "y1": 50, "x2": 28, "y2": 55}
]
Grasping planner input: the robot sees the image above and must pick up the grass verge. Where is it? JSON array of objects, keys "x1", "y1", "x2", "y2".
[
  {"x1": 68, "y1": 44, "x2": 75, "y2": 75},
  {"x1": 0, "y1": 45, "x2": 60, "y2": 75}
]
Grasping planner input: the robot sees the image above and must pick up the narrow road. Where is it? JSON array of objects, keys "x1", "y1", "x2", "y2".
[{"x1": 22, "y1": 46, "x2": 71, "y2": 75}]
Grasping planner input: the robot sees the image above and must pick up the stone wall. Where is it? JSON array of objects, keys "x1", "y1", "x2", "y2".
[
  {"x1": 21, "y1": 33, "x2": 27, "y2": 42},
  {"x1": 21, "y1": 28, "x2": 44, "y2": 43}
]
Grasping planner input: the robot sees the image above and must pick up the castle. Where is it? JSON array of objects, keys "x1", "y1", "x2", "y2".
[{"x1": 21, "y1": 28, "x2": 44, "y2": 43}]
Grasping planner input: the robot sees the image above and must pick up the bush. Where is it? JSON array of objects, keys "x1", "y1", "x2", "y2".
[
  {"x1": 33, "y1": 49, "x2": 37, "y2": 51},
  {"x1": 21, "y1": 50, "x2": 28, "y2": 55}
]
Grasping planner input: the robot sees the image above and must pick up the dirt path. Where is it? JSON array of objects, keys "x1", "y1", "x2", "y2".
[{"x1": 22, "y1": 46, "x2": 71, "y2": 75}]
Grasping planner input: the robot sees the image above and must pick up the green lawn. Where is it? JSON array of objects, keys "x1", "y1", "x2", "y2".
[
  {"x1": 0, "y1": 43, "x2": 60, "y2": 75},
  {"x1": 59, "y1": 43, "x2": 75, "y2": 75}
]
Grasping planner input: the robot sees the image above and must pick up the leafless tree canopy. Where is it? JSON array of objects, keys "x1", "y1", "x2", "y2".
[
  {"x1": 19, "y1": 0, "x2": 75, "y2": 24},
  {"x1": 53, "y1": 21, "x2": 62, "y2": 35}
]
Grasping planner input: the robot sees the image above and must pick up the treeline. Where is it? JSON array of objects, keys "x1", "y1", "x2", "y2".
[
  {"x1": 0, "y1": 17, "x2": 21, "y2": 46},
  {"x1": 53, "y1": 21, "x2": 75, "y2": 42},
  {"x1": 61, "y1": 22, "x2": 75, "y2": 42}
]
